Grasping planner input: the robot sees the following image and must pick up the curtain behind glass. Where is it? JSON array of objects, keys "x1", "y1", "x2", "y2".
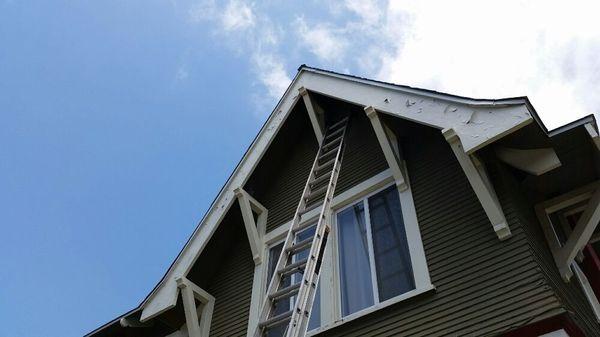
[
  {"x1": 368, "y1": 186, "x2": 415, "y2": 301},
  {"x1": 337, "y1": 202, "x2": 374, "y2": 316}
]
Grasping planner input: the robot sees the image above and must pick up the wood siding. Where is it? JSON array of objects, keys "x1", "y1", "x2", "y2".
[
  {"x1": 493, "y1": 162, "x2": 600, "y2": 336},
  {"x1": 207, "y1": 231, "x2": 254, "y2": 337},
  {"x1": 316, "y1": 130, "x2": 567, "y2": 336},
  {"x1": 260, "y1": 111, "x2": 389, "y2": 233}
]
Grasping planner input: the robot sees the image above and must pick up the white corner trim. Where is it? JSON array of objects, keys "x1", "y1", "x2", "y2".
[
  {"x1": 176, "y1": 277, "x2": 215, "y2": 337},
  {"x1": 299, "y1": 86, "x2": 324, "y2": 143},
  {"x1": 443, "y1": 128, "x2": 511, "y2": 240},
  {"x1": 364, "y1": 106, "x2": 408, "y2": 191},
  {"x1": 495, "y1": 146, "x2": 561, "y2": 176},
  {"x1": 235, "y1": 187, "x2": 266, "y2": 265},
  {"x1": 246, "y1": 263, "x2": 265, "y2": 337}
]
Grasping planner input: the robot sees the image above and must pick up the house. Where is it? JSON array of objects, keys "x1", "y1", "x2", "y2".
[{"x1": 86, "y1": 66, "x2": 600, "y2": 337}]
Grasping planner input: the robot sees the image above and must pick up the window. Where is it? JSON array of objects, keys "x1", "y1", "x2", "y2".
[
  {"x1": 336, "y1": 185, "x2": 415, "y2": 316},
  {"x1": 255, "y1": 170, "x2": 433, "y2": 336}
]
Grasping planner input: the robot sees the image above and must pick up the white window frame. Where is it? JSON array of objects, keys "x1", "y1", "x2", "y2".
[
  {"x1": 252, "y1": 168, "x2": 434, "y2": 336},
  {"x1": 332, "y1": 182, "x2": 418, "y2": 319}
]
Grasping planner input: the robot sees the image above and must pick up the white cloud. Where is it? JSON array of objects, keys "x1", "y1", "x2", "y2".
[
  {"x1": 221, "y1": 0, "x2": 255, "y2": 31},
  {"x1": 186, "y1": 0, "x2": 599, "y2": 127},
  {"x1": 252, "y1": 52, "x2": 291, "y2": 101},
  {"x1": 343, "y1": 0, "x2": 382, "y2": 23},
  {"x1": 376, "y1": 0, "x2": 600, "y2": 129},
  {"x1": 295, "y1": 17, "x2": 348, "y2": 63}
]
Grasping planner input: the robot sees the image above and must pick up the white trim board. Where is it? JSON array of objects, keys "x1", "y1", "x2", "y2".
[{"x1": 139, "y1": 68, "x2": 534, "y2": 321}]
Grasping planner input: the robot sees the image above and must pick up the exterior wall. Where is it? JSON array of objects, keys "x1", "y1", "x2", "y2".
[
  {"x1": 315, "y1": 128, "x2": 567, "y2": 337},
  {"x1": 261, "y1": 111, "x2": 389, "y2": 234},
  {"x1": 492, "y1": 162, "x2": 600, "y2": 336},
  {"x1": 206, "y1": 231, "x2": 254, "y2": 337}
]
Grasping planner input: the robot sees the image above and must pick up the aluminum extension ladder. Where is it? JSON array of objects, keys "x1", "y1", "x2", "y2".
[{"x1": 253, "y1": 116, "x2": 351, "y2": 337}]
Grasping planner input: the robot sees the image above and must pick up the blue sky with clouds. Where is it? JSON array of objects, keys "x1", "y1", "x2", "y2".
[{"x1": 1, "y1": 1, "x2": 599, "y2": 336}]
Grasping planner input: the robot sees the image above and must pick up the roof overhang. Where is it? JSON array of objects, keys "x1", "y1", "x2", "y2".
[{"x1": 91, "y1": 65, "x2": 579, "y2": 329}]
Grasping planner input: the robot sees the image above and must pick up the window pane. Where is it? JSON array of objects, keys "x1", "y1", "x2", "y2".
[
  {"x1": 368, "y1": 186, "x2": 415, "y2": 301},
  {"x1": 337, "y1": 202, "x2": 374, "y2": 316}
]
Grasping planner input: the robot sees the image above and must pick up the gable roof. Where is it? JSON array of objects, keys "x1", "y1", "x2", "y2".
[{"x1": 88, "y1": 65, "x2": 597, "y2": 333}]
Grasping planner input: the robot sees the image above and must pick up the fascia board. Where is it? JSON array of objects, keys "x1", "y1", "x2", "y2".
[{"x1": 299, "y1": 70, "x2": 533, "y2": 154}]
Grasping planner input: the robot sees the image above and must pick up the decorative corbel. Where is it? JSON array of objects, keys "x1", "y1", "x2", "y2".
[
  {"x1": 299, "y1": 87, "x2": 324, "y2": 143},
  {"x1": 364, "y1": 106, "x2": 408, "y2": 191},
  {"x1": 443, "y1": 128, "x2": 511, "y2": 240}
]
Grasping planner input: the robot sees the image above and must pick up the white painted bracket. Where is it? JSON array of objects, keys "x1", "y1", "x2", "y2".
[
  {"x1": 176, "y1": 277, "x2": 215, "y2": 337},
  {"x1": 443, "y1": 128, "x2": 511, "y2": 240},
  {"x1": 557, "y1": 187, "x2": 600, "y2": 276},
  {"x1": 299, "y1": 87, "x2": 324, "y2": 143},
  {"x1": 365, "y1": 106, "x2": 408, "y2": 191},
  {"x1": 534, "y1": 181, "x2": 600, "y2": 281},
  {"x1": 234, "y1": 187, "x2": 267, "y2": 265}
]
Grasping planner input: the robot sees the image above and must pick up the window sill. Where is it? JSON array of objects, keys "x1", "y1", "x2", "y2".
[{"x1": 306, "y1": 284, "x2": 436, "y2": 336}]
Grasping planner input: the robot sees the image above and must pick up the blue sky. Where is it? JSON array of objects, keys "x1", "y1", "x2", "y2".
[{"x1": 1, "y1": 1, "x2": 598, "y2": 336}]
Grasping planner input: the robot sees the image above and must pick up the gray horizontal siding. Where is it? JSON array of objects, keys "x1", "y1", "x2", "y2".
[
  {"x1": 493, "y1": 162, "x2": 600, "y2": 336},
  {"x1": 335, "y1": 112, "x2": 388, "y2": 196},
  {"x1": 260, "y1": 126, "x2": 318, "y2": 233},
  {"x1": 262, "y1": 112, "x2": 388, "y2": 233},
  {"x1": 207, "y1": 234, "x2": 254, "y2": 337},
  {"x1": 317, "y1": 131, "x2": 563, "y2": 337}
]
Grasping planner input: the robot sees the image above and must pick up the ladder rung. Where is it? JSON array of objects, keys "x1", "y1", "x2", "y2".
[
  {"x1": 286, "y1": 237, "x2": 313, "y2": 255},
  {"x1": 305, "y1": 184, "x2": 328, "y2": 202},
  {"x1": 279, "y1": 258, "x2": 308, "y2": 276},
  {"x1": 314, "y1": 158, "x2": 335, "y2": 172},
  {"x1": 322, "y1": 135, "x2": 343, "y2": 150},
  {"x1": 318, "y1": 146, "x2": 338, "y2": 162},
  {"x1": 269, "y1": 283, "x2": 301, "y2": 301},
  {"x1": 327, "y1": 117, "x2": 349, "y2": 131},
  {"x1": 299, "y1": 202, "x2": 322, "y2": 218},
  {"x1": 310, "y1": 172, "x2": 332, "y2": 189},
  {"x1": 323, "y1": 126, "x2": 344, "y2": 141},
  {"x1": 294, "y1": 220, "x2": 317, "y2": 235},
  {"x1": 259, "y1": 310, "x2": 293, "y2": 330}
]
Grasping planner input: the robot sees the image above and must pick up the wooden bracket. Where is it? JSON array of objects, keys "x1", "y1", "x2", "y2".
[
  {"x1": 443, "y1": 128, "x2": 511, "y2": 240},
  {"x1": 234, "y1": 187, "x2": 267, "y2": 265},
  {"x1": 556, "y1": 187, "x2": 600, "y2": 277},
  {"x1": 299, "y1": 87, "x2": 324, "y2": 143},
  {"x1": 365, "y1": 106, "x2": 408, "y2": 191},
  {"x1": 535, "y1": 181, "x2": 600, "y2": 281},
  {"x1": 176, "y1": 277, "x2": 215, "y2": 337}
]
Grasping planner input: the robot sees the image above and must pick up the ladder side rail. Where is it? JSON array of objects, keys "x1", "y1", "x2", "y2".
[
  {"x1": 254, "y1": 136, "x2": 327, "y2": 337},
  {"x1": 287, "y1": 124, "x2": 348, "y2": 337}
]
